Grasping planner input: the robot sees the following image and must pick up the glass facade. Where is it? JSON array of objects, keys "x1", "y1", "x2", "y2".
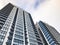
[
  {"x1": 12, "y1": 8, "x2": 24, "y2": 45},
  {"x1": 0, "y1": 3, "x2": 43, "y2": 45},
  {"x1": 24, "y1": 12, "x2": 42, "y2": 45},
  {"x1": 25, "y1": 13, "x2": 37, "y2": 45},
  {"x1": 6, "y1": 7, "x2": 18, "y2": 45},
  {"x1": 38, "y1": 21, "x2": 57, "y2": 45},
  {"x1": 0, "y1": 3, "x2": 14, "y2": 45}
]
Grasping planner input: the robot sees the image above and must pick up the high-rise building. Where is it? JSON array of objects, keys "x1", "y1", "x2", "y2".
[
  {"x1": 0, "y1": 3, "x2": 43, "y2": 45},
  {"x1": 36, "y1": 21, "x2": 60, "y2": 45}
]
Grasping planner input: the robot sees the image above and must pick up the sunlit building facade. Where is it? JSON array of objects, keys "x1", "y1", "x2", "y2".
[
  {"x1": 36, "y1": 21, "x2": 60, "y2": 45},
  {"x1": 0, "y1": 3, "x2": 43, "y2": 45}
]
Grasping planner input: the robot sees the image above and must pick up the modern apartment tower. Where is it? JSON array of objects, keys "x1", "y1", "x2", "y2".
[
  {"x1": 0, "y1": 3, "x2": 43, "y2": 45},
  {"x1": 36, "y1": 21, "x2": 60, "y2": 45}
]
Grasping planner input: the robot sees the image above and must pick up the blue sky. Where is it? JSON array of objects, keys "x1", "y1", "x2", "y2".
[{"x1": 0, "y1": 0, "x2": 60, "y2": 33}]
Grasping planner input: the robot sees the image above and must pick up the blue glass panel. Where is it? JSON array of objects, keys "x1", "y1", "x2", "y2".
[{"x1": 51, "y1": 41, "x2": 55, "y2": 45}]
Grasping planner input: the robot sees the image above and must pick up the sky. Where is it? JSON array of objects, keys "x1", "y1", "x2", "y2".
[{"x1": 0, "y1": 0, "x2": 60, "y2": 33}]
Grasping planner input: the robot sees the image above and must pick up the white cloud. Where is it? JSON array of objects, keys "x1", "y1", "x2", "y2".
[
  {"x1": 0, "y1": 0, "x2": 9, "y2": 9},
  {"x1": 8, "y1": 0, "x2": 36, "y2": 12},
  {"x1": 31, "y1": 0, "x2": 60, "y2": 33},
  {"x1": 0, "y1": 0, "x2": 36, "y2": 12}
]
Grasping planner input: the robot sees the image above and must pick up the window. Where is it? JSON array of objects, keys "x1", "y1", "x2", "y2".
[
  {"x1": 0, "y1": 24, "x2": 2, "y2": 28},
  {"x1": 15, "y1": 34, "x2": 23, "y2": 39},
  {"x1": 0, "y1": 16, "x2": 6, "y2": 20},
  {"x1": 14, "y1": 38, "x2": 23, "y2": 44},
  {"x1": 0, "y1": 30, "x2": 6, "y2": 35},
  {"x1": 15, "y1": 31, "x2": 23, "y2": 35},
  {"x1": 30, "y1": 43, "x2": 36, "y2": 45},
  {"x1": 16, "y1": 27, "x2": 23, "y2": 32},
  {"x1": 50, "y1": 41, "x2": 55, "y2": 45},
  {"x1": 48, "y1": 38, "x2": 53, "y2": 43},
  {"x1": 13, "y1": 44, "x2": 17, "y2": 45},
  {"x1": 0, "y1": 18, "x2": 5, "y2": 22},
  {"x1": 46, "y1": 34, "x2": 50, "y2": 38},
  {"x1": 47, "y1": 36, "x2": 51, "y2": 40},
  {"x1": 29, "y1": 39, "x2": 37, "y2": 43},
  {"x1": 29, "y1": 35, "x2": 36, "y2": 39},
  {"x1": 0, "y1": 35, "x2": 5, "y2": 41},
  {"x1": 2, "y1": 26, "x2": 8, "y2": 31},
  {"x1": 0, "y1": 41, "x2": 3, "y2": 45}
]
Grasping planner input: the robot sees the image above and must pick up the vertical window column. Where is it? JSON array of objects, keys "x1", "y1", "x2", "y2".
[
  {"x1": 23, "y1": 11, "x2": 28, "y2": 45},
  {"x1": 6, "y1": 8, "x2": 18, "y2": 45}
]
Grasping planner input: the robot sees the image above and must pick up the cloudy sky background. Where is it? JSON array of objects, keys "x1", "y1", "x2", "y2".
[{"x1": 0, "y1": 0, "x2": 60, "y2": 33}]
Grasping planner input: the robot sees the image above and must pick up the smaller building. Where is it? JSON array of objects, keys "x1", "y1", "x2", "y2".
[{"x1": 36, "y1": 21, "x2": 60, "y2": 45}]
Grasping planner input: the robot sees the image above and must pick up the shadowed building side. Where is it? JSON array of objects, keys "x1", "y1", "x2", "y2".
[
  {"x1": 44, "y1": 23, "x2": 60, "y2": 45},
  {"x1": 36, "y1": 21, "x2": 60, "y2": 45}
]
